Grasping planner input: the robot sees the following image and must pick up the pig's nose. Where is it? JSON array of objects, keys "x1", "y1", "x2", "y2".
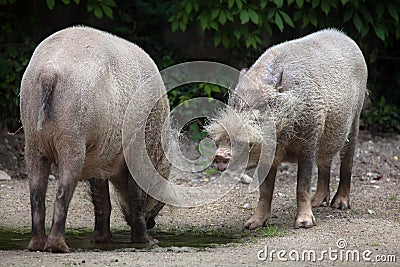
[{"x1": 213, "y1": 160, "x2": 229, "y2": 171}]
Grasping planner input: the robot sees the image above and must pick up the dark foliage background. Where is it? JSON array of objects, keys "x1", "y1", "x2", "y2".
[{"x1": 0, "y1": 0, "x2": 399, "y2": 133}]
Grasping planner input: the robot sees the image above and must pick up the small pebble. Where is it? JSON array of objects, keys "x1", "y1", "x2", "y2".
[
  {"x1": 367, "y1": 209, "x2": 375, "y2": 215},
  {"x1": 0, "y1": 170, "x2": 11, "y2": 181},
  {"x1": 240, "y1": 174, "x2": 252, "y2": 184},
  {"x1": 243, "y1": 203, "x2": 250, "y2": 209}
]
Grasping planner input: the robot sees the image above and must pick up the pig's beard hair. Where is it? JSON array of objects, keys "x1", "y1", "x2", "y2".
[
  {"x1": 229, "y1": 86, "x2": 309, "y2": 146},
  {"x1": 205, "y1": 107, "x2": 266, "y2": 146}
]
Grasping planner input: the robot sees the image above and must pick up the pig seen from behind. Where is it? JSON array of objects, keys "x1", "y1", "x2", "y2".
[
  {"x1": 206, "y1": 29, "x2": 367, "y2": 229},
  {"x1": 20, "y1": 26, "x2": 171, "y2": 253}
]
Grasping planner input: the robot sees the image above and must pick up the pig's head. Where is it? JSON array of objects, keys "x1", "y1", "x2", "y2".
[{"x1": 205, "y1": 108, "x2": 265, "y2": 173}]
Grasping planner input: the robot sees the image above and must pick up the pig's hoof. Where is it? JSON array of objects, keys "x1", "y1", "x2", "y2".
[
  {"x1": 294, "y1": 213, "x2": 316, "y2": 228},
  {"x1": 44, "y1": 237, "x2": 70, "y2": 253},
  {"x1": 131, "y1": 235, "x2": 158, "y2": 248},
  {"x1": 331, "y1": 194, "x2": 350, "y2": 209},
  {"x1": 311, "y1": 193, "x2": 330, "y2": 207},
  {"x1": 28, "y1": 237, "x2": 46, "y2": 252},
  {"x1": 244, "y1": 216, "x2": 267, "y2": 230},
  {"x1": 92, "y1": 230, "x2": 112, "y2": 243}
]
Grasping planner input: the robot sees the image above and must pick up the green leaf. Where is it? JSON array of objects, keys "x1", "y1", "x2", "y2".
[
  {"x1": 200, "y1": 15, "x2": 208, "y2": 31},
  {"x1": 388, "y1": 6, "x2": 399, "y2": 22},
  {"x1": 260, "y1": 0, "x2": 268, "y2": 9},
  {"x1": 296, "y1": 0, "x2": 304, "y2": 8},
  {"x1": 340, "y1": 0, "x2": 349, "y2": 5},
  {"x1": 236, "y1": 0, "x2": 243, "y2": 9},
  {"x1": 361, "y1": 24, "x2": 369, "y2": 38},
  {"x1": 219, "y1": 10, "x2": 227, "y2": 25},
  {"x1": 228, "y1": 0, "x2": 235, "y2": 8},
  {"x1": 279, "y1": 10, "x2": 294, "y2": 27},
  {"x1": 321, "y1": 0, "x2": 330, "y2": 15},
  {"x1": 248, "y1": 9, "x2": 259, "y2": 24},
  {"x1": 94, "y1": 7, "x2": 103, "y2": 18},
  {"x1": 179, "y1": 21, "x2": 187, "y2": 31},
  {"x1": 62, "y1": 0, "x2": 70, "y2": 4},
  {"x1": 210, "y1": 20, "x2": 218, "y2": 30},
  {"x1": 373, "y1": 24, "x2": 385, "y2": 41},
  {"x1": 350, "y1": 0, "x2": 359, "y2": 9},
  {"x1": 274, "y1": 12, "x2": 284, "y2": 32},
  {"x1": 274, "y1": 0, "x2": 283, "y2": 8},
  {"x1": 222, "y1": 34, "x2": 230, "y2": 48},
  {"x1": 214, "y1": 34, "x2": 221, "y2": 47},
  {"x1": 353, "y1": 13, "x2": 362, "y2": 32},
  {"x1": 193, "y1": 1, "x2": 199, "y2": 12},
  {"x1": 211, "y1": 8, "x2": 220, "y2": 19},
  {"x1": 102, "y1": 0, "x2": 116, "y2": 7},
  {"x1": 240, "y1": 10, "x2": 250, "y2": 24},
  {"x1": 225, "y1": 10, "x2": 234, "y2": 21},
  {"x1": 74, "y1": 0, "x2": 79, "y2": 4},
  {"x1": 308, "y1": 10, "x2": 318, "y2": 27},
  {"x1": 171, "y1": 21, "x2": 179, "y2": 32},
  {"x1": 46, "y1": 0, "x2": 55, "y2": 9},
  {"x1": 360, "y1": 7, "x2": 373, "y2": 24},
  {"x1": 101, "y1": 4, "x2": 113, "y2": 19},
  {"x1": 204, "y1": 84, "x2": 212, "y2": 96},
  {"x1": 343, "y1": 9, "x2": 353, "y2": 23},
  {"x1": 376, "y1": 3, "x2": 385, "y2": 18},
  {"x1": 312, "y1": 0, "x2": 320, "y2": 9},
  {"x1": 245, "y1": 37, "x2": 252, "y2": 48},
  {"x1": 233, "y1": 28, "x2": 241, "y2": 39},
  {"x1": 287, "y1": 0, "x2": 295, "y2": 6},
  {"x1": 185, "y1": 1, "x2": 192, "y2": 14},
  {"x1": 293, "y1": 10, "x2": 302, "y2": 22},
  {"x1": 302, "y1": 16, "x2": 309, "y2": 28}
]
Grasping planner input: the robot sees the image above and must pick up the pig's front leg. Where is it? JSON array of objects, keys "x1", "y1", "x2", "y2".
[
  {"x1": 244, "y1": 166, "x2": 277, "y2": 230},
  {"x1": 295, "y1": 152, "x2": 316, "y2": 228}
]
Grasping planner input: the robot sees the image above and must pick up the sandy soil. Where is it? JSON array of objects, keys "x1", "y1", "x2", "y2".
[{"x1": 0, "y1": 131, "x2": 399, "y2": 266}]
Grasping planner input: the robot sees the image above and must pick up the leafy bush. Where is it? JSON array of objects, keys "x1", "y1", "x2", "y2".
[
  {"x1": 362, "y1": 97, "x2": 400, "y2": 134},
  {"x1": 0, "y1": 0, "x2": 399, "y2": 133}
]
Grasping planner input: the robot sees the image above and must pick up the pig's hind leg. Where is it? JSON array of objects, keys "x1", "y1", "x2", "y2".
[
  {"x1": 26, "y1": 145, "x2": 51, "y2": 252},
  {"x1": 44, "y1": 144, "x2": 85, "y2": 253}
]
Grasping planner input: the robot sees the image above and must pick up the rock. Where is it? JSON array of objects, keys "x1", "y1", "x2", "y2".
[
  {"x1": 240, "y1": 174, "x2": 253, "y2": 184},
  {"x1": 0, "y1": 170, "x2": 11, "y2": 181},
  {"x1": 367, "y1": 209, "x2": 375, "y2": 215},
  {"x1": 243, "y1": 203, "x2": 251, "y2": 209}
]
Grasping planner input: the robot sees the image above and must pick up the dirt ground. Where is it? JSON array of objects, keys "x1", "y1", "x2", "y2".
[{"x1": 0, "y1": 129, "x2": 399, "y2": 266}]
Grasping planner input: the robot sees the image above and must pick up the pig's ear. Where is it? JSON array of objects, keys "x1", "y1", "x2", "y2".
[
  {"x1": 263, "y1": 69, "x2": 283, "y2": 90},
  {"x1": 238, "y1": 68, "x2": 248, "y2": 82}
]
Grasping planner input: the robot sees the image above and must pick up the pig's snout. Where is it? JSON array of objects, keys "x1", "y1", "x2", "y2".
[
  {"x1": 213, "y1": 157, "x2": 230, "y2": 171},
  {"x1": 213, "y1": 147, "x2": 231, "y2": 171}
]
